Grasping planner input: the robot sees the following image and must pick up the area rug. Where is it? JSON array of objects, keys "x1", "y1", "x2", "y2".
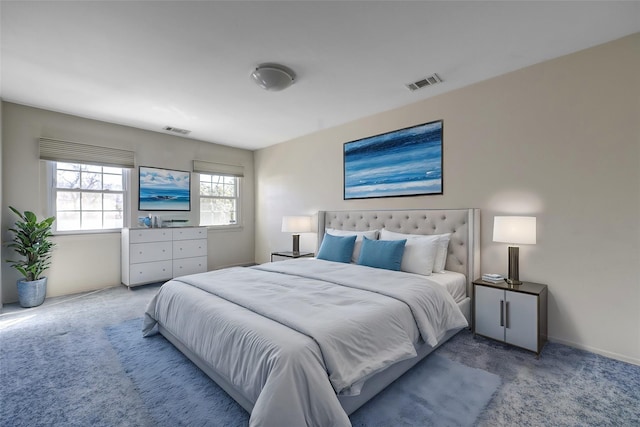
[{"x1": 105, "y1": 318, "x2": 501, "y2": 426}]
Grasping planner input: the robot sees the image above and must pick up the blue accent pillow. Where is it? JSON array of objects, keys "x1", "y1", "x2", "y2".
[
  {"x1": 357, "y1": 237, "x2": 407, "y2": 271},
  {"x1": 317, "y1": 233, "x2": 357, "y2": 263}
]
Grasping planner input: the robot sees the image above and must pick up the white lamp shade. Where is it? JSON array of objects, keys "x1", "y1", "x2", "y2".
[
  {"x1": 493, "y1": 216, "x2": 536, "y2": 245},
  {"x1": 281, "y1": 216, "x2": 312, "y2": 233}
]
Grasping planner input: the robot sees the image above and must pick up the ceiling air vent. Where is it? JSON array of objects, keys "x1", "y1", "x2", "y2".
[
  {"x1": 163, "y1": 126, "x2": 191, "y2": 135},
  {"x1": 405, "y1": 73, "x2": 443, "y2": 91}
]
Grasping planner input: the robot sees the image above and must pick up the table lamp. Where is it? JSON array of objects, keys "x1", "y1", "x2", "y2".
[
  {"x1": 281, "y1": 216, "x2": 312, "y2": 255},
  {"x1": 493, "y1": 216, "x2": 536, "y2": 285}
]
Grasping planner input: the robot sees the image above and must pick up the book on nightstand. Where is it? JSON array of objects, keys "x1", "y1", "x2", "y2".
[{"x1": 481, "y1": 273, "x2": 505, "y2": 283}]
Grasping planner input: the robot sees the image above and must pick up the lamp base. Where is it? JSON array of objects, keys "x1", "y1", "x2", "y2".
[
  {"x1": 504, "y1": 278, "x2": 523, "y2": 286},
  {"x1": 507, "y1": 246, "x2": 521, "y2": 285},
  {"x1": 292, "y1": 234, "x2": 300, "y2": 255}
]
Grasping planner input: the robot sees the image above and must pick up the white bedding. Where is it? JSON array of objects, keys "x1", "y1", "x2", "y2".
[
  {"x1": 143, "y1": 258, "x2": 468, "y2": 427},
  {"x1": 310, "y1": 258, "x2": 468, "y2": 303},
  {"x1": 423, "y1": 270, "x2": 468, "y2": 303}
]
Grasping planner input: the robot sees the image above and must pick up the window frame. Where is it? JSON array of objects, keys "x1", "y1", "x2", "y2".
[
  {"x1": 198, "y1": 173, "x2": 242, "y2": 229},
  {"x1": 47, "y1": 161, "x2": 130, "y2": 235}
]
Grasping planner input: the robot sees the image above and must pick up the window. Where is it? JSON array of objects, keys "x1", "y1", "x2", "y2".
[
  {"x1": 52, "y1": 162, "x2": 126, "y2": 231},
  {"x1": 199, "y1": 174, "x2": 240, "y2": 226}
]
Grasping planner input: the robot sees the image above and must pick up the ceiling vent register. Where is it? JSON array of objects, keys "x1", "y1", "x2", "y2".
[
  {"x1": 405, "y1": 73, "x2": 443, "y2": 91},
  {"x1": 163, "y1": 126, "x2": 191, "y2": 135}
]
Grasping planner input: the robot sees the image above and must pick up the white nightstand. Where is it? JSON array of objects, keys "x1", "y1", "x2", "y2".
[{"x1": 473, "y1": 279, "x2": 548, "y2": 357}]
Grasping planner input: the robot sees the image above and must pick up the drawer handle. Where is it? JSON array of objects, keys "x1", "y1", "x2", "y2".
[{"x1": 500, "y1": 300, "x2": 504, "y2": 327}]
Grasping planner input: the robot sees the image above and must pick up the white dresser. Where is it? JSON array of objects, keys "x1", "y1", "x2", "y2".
[{"x1": 121, "y1": 227, "x2": 208, "y2": 287}]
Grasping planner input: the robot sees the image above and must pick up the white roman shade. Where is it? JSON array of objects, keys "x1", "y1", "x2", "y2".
[
  {"x1": 39, "y1": 137, "x2": 136, "y2": 168},
  {"x1": 192, "y1": 160, "x2": 244, "y2": 177}
]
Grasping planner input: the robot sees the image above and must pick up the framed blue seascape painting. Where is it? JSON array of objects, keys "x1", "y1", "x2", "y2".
[
  {"x1": 343, "y1": 120, "x2": 443, "y2": 200},
  {"x1": 139, "y1": 166, "x2": 191, "y2": 211}
]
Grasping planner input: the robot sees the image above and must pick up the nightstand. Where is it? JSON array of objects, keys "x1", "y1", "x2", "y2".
[
  {"x1": 270, "y1": 251, "x2": 315, "y2": 262},
  {"x1": 473, "y1": 279, "x2": 548, "y2": 357}
]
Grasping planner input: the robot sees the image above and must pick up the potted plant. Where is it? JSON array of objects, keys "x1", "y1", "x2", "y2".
[{"x1": 6, "y1": 206, "x2": 56, "y2": 308}]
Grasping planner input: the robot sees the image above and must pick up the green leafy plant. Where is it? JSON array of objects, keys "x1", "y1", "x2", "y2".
[{"x1": 6, "y1": 206, "x2": 56, "y2": 282}]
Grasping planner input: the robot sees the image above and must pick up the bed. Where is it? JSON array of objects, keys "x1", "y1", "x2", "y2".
[{"x1": 143, "y1": 208, "x2": 480, "y2": 427}]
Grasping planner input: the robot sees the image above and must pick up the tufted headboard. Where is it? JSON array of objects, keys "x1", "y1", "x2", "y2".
[{"x1": 317, "y1": 209, "x2": 480, "y2": 297}]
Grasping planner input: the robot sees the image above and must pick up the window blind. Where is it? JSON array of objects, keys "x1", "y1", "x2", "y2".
[
  {"x1": 192, "y1": 160, "x2": 244, "y2": 177},
  {"x1": 39, "y1": 137, "x2": 135, "y2": 168}
]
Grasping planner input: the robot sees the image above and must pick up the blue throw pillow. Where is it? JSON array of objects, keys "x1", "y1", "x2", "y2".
[
  {"x1": 317, "y1": 233, "x2": 357, "y2": 263},
  {"x1": 357, "y1": 237, "x2": 407, "y2": 271}
]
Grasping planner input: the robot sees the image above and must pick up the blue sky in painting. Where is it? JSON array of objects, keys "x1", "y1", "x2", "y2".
[
  {"x1": 344, "y1": 121, "x2": 442, "y2": 199},
  {"x1": 140, "y1": 167, "x2": 190, "y2": 190}
]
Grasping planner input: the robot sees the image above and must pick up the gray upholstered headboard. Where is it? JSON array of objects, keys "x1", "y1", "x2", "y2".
[{"x1": 317, "y1": 209, "x2": 480, "y2": 296}]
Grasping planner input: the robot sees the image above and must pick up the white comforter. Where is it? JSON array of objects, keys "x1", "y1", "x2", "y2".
[{"x1": 143, "y1": 258, "x2": 468, "y2": 427}]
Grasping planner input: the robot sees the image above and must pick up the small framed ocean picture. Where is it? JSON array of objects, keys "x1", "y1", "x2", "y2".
[
  {"x1": 343, "y1": 120, "x2": 443, "y2": 200},
  {"x1": 138, "y1": 166, "x2": 191, "y2": 211}
]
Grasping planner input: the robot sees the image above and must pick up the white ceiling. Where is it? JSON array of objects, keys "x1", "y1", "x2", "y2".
[{"x1": 1, "y1": 1, "x2": 638, "y2": 150}]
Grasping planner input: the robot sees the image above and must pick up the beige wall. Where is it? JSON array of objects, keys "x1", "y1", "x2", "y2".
[
  {"x1": 2, "y1": 103, "x2": 255, "y2": 302},
  {"x1": 255, "y1": 34, "x2": 640, "y2": 364}
]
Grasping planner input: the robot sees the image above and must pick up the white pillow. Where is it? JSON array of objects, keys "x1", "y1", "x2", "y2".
[
  {"x1": 380, "y1": 230, "x2": 452, "y2": 273},
  {"x1": 326, "y1": 228, "x2": 379, "y2": 263},
  {"x1": 433, "y1": 233, "x2": 451, "y2": 273},
  {"x1": 379, "y1": 229, "x2": 440, "y2": 276}
]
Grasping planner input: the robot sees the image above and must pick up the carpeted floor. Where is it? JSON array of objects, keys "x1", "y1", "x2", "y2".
[
  {"x1": 104, "y1": 317, "x2": 499, "y2": 427},
  {"x1": 1, "y1": 284, "x2": 639, "y2": 426}
]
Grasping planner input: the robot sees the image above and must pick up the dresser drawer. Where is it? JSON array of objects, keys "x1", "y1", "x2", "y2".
[
  {"x1": 173, "y1": 239, "x2": 207, "y2": 259},
  {"x1": 172, "y1": 227, "x2": 207, "y2": 241},
  {"x1": 130, "y1": 241, "x2": 172, "y2": 263},
  {"x1": 173, "y1": 256, "x2": 207, "y2": 277},
  {"x1": 129, "y1": 228, "x2": 172, "y2": 243},
  {"x1": 129, "y1": 260, "x2": 172, "y2": 285}
]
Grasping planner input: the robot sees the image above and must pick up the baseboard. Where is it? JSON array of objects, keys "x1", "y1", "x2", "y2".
[{"x1": 548, "y1": 335, "x2": 640, "y2": 367}]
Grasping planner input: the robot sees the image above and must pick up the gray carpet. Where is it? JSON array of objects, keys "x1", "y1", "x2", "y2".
[
  {"x1": 1, "y1": 284, "x2": 639, "y2": 426},
  {"x1": 104, "y1": 317, "x2": 499, "y2": 426}
]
